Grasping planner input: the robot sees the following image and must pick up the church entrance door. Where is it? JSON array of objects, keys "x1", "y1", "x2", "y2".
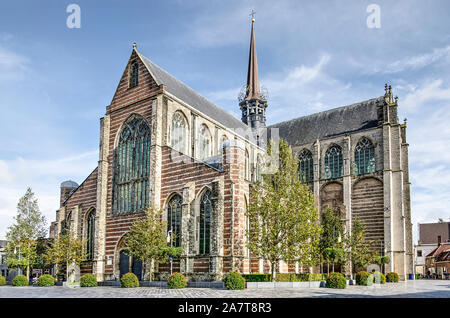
[
  {"x1": 132, "y1": 259, "x2": 142, "y2": 281},
  {"x1": 119, "y1": 250, "x2": 130, "y2": 278}
]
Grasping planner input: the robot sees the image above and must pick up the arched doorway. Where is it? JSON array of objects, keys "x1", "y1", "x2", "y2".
[{"x1": 119, "y1": 250, "x2": 143, "y2": 280}]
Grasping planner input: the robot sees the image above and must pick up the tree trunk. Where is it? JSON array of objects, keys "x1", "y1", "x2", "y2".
[
  {"x1": 271, "y1": 260, "x2": 276, "y2": 282},
  {"x1": 327, "y1": 262, "x2": 329, "y2": 275},
  {"x1": 332, "y1": 261, "x2": 335, "y2": 273}
]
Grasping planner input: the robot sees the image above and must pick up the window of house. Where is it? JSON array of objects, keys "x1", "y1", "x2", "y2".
[
  {"x1": 113, "y1": 115, "x2": 151, "y2": 215},
  {"x1": 168, "y1": 195, "x2": 182, "y2": 247},
  {"x1": 355, "y1": 138, "x2": 375, "y2": 175},
  {"x1": 199, "y1": 190, "x2": 211, "y2": 255},
  {"x1": 417, "y1": 250, "x2": 422, "y2": 257},
  {"x1": 299, "y1": 150, "x2": 314, "y2": 183},
  {"x1": 171, "y1": 112, "x2": 187, "y2": 153},
  {"x1": 324, "y1": 145, "x2": 343, "y2": 179}
]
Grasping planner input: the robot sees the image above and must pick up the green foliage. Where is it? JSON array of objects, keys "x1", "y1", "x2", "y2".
[
  {"x1": 319, "y1": 207, "x2": 344, "y2": 252},
  {"x1": 373, "y1": 271, "x2": 386, "y2": 284},
  {"x1": 44, "y1": 232, "x2": 85, "y2": 281},
  {"x1": 344, "y1": 217, "x2": 376, "y2": 273},
  {"x1": 37, "y1": 274, "x2": 55, "y2": 287},
  {"x1": 241, "y1": 274, "x2": 272, "y2": 282},
  {"x1": 160, "y1": 246, "x2": 184, "y2": 261},
  {"x1": 80, "y1": 274, "x2": 98, "y2": 287},
  {"x1": 377, "y1": 256, "x2": 390, "y2": 265},
  {"x1": 242, "y1": 273, "x2": 327, "y2": 282},
  {"x1": 0, "y1": 276, "x2": 5, "y2": 286},
  {"x1": 167, "y1": 272, "x2": 187, "y2": 289},
  {"x1": 5, "y1": 187, "x2": 47, "y2": 279},
  {"x1": 12, "y1": 275, "x2": 28, "y2": 286},
  {"x1": 326, "y1": 272, "x2": 346, "y2": 289},
  {"x1": 120, "y1": 273, "x2": 139, "y2": 288},
  {"x1": 356, "y1": 271, "x2": 374, "y2": 286},
  {"x1": 126, "y1": 207, "x2": 169, "y2": 280},
  {"x1": 224, "y1": 271, "x2": 246, "y2": 290},
  {"x1": 386, "y1": 272, "x2": 399, "y2": 283},
  {"x1": 246, "y1": 139, "x2": 321, "y2": 280}
]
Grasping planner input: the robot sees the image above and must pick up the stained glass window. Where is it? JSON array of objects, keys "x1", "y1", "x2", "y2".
[
  {"x1": 113, "y1": 115, "x2": 151, "y2": 215},
  {"x1": 298, "y1": 150, "x2": 314, "y2": 183},
  {"x1": 86, "y1": 209, "x2": 95, "y2": 260},
  {"x1": 354, "y1": 138, "x2": 375, "y2": 175},
  {"x1": 199, "y1": 190, "x2": 211, "y2": 255},
  {"x1": 324, "y1": 145, "x2": 343, "y2": 179},
  {"x1": 168, "y1": 194, "x2": 182, "y2": 247},
  {"x1": 198, "y1": 124, "x2": 211, "y2": 159},
  {"x1": 130, "y1": 62, "x2": 138, "y2": 87},
  {"x1": 171, "y1": 112, "x2": 187, "y2": 153}
]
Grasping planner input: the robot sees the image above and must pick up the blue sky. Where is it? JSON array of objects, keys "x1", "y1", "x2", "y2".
[{"x1": 1, "y1": 0, "x2": 450, "y2": 241}]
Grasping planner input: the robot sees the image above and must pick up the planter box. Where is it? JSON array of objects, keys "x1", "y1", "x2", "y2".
[
  {"x1": 292, "y1": 282, "x2": 309, "y2": 288},
  {"x1": 63, "y1": 282, "x2": 80, "y2": 288},
  {"x1": 246, "y1": 281, "x2": 324, "y2": 289}
]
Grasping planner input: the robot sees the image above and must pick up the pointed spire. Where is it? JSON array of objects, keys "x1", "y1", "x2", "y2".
[{"x1": 245, "y1": 18, "x2": 262, "y2": 100}]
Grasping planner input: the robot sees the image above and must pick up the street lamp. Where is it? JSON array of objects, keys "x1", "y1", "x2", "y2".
[{"x1": 167, "y1": 230, "x2": 173, "y2": 275}]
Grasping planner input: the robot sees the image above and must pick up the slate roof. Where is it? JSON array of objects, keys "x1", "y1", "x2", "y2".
[
  {"x1": 268, "y1": 96, "x2": 385, "y2": 146},
  {"x1": 139, "y1": 53, "x2": 249, "y2": 131}
]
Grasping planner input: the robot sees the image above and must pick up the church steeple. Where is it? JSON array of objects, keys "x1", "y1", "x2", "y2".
[{"x1": 239, "y1": 15, "x2": 267, "y2": 130}]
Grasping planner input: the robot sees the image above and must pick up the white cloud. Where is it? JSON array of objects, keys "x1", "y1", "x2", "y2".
[
  {"x1": 0, "y1": 151, "x2": 98, "y2": 239},
  {"x1": 0, "y1": 46, "x2": 30, "y2": 82},
  {"x1": 402, "y1": 79, "x2": 450, "y2": 112}
]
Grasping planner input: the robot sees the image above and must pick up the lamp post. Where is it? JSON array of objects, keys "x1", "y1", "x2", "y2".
[{"x1": 167, "y1": 230, "x2": 173, "y2": 275}]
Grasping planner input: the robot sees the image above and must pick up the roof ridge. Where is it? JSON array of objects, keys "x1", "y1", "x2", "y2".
[
  {"x1": 269, "y1": 96, "x2": 384, "y2": 127},
  {"x1": 140, "y1": 54, "x2": 245, "y2": 127}
]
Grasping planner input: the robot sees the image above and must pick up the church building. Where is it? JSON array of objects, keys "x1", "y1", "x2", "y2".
[{"x1": 51, "y1": 18, "x2": 414, "y2": 282}]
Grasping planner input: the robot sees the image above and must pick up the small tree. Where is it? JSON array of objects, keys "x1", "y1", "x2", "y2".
[
  {"x1": 126, "y1": 207, "x2": 169, "y2": 281},
  {"x1": 45, "y1": 232, "x2": 85, "y2": 282},
  {"x1": 345, "y1": 216, "x2": 376, "y2": 277},
  {"x1": 246, "y1": 139, "x2": 321, "y2": 281},
  {"x1": 319, "y1": 207, "x2": 345, "y2": 274},
  {"x1": 377, "y1": 256, "x2": 390, "y2": 274},
  {"x1": 5, "y1": 188, "x2": 47, "y2": 280}
]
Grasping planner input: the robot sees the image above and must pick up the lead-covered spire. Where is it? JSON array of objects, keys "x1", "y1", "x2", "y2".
[{"x1": 246, "y1": 18, "x2": 261, "y2": 100}]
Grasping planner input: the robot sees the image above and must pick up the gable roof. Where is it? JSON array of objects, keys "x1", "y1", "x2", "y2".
[
  {"x1": 426, "y1": 243, "x2": 450, "y2": 258},
  {"x1": 268, "y1": 96, "x2": 385, "y2": 146},
  {"x1": 137, "y1": 51, "x2": 248, "y2": 131}
]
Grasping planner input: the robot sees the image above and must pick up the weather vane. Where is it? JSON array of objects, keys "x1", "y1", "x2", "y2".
[{"x1": 250, "y1": 9, "x2": 256, "y2": 20}]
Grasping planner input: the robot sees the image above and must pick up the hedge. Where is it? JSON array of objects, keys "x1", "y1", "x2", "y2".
[
  {"x1": 80, "y1": 274, "x2": 98, "y2": 287},
  {"x1": 386, "y1": 272, "x2": 399, "y2": 283},
  {"x1": 326, "y1": 272, "x2": 346, "y2": 289},
  {"x1": 0, "y1": 276, "x2": 5, "y2": 286},
  {"x1": 241, "y1": 273, "x2": 327, "y2": 282},
  {"x1": 356, "y1": 271, "x2": 374, "y2": 286},
  {"x1": 167, "y1": 273, "x2": 187, "y2": 289},
  {"x1": 120, "y1": 273, "x2": 139, "y2": 288},
  {"x1": 37, "y1": 274, "x2": 55, "y2": 287},
  {"x1": 224, "y1": 272, "x2": 246, "y2": 290},
  {"x1": 12, "y1": 275, "x2": 28, "y2": 287}
]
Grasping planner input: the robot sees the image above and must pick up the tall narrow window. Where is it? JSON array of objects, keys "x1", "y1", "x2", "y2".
[
  {"x1": 354, "y1": 138, "x2": 375, "y2": 175},
  {"x1": 255, "y1": 154, "x2": 263, "y2": 182},
  {"x1": 198, "y1": 124, "x2": 211, "y2": 160},
  {"x1": 199, "y1": 190, "x2": 211, "y2": 255},
  {"x1": 298, "y1": 150, "x2": 314, "y2": 183},
  {"x1": 168, "y1": 195, "x2": 182, "y2": 247},
  {"x1": 324, "y1": 145, "x2": 343, "y2": 179},
  {"x1": 171, "y1": 112, "x2": 187, "y2": 153},
  {"x1": 219, "y1": 135, "x2": 228, "y2": 152},
  {"x1": 245, "y1": 150, "x2": 250, "y2": 180},
  {"x1": 130, "y1": 62, "x2": 139, "y2": 87},
  {"x1": 86, "y1": 209, "x2": 96, "y2": 261},
  {"x1": 113, "y1": 115, "x2": 151, "y2": 215}
]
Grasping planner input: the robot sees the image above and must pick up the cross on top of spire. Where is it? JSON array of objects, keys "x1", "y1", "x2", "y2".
[{"x1": 250, "y1": 9, "x2": 256, "y2": 21}]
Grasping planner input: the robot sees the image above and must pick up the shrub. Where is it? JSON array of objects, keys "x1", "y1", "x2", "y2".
[
  {"x1": 241, "y1": 274, "x2": 272, "y2": 282},
  {"x1": 167, "y1": 272, "x2": 187, "y2": 289},
  {"x1": 356, "y1": 271, "x2": 374, "y2": 286},
  {"x1": 80, "y1": 274, "x2": 98, "y2": 287},
  {"x1": 386, "y1": 272, "x2": 399, "y2": 283},
  {"x1": 12, "y1": 275, "x2": 28, "y2": 287},
  {"x1": 37, "y1": 274, "x2": 55, "y2": 287},
  {"x1": 224, "y1": 271, "x2": 246, "y2": 290},
  {"x1": 326, "y1": 272, "x2": 346, "y2": 289},
  {"x1": 373, "y1": 271, "x2": 386, "y2": 284},
  {"x1": 0, "y1": 276, "x2": 5, "y2": 286},
  {"x1": 120, "y1": 273, "x2": 139, "y2": 288}
]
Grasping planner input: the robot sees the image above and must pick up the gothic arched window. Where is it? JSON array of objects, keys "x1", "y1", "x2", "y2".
[
  {"x1": 199, "y1": 190, "x2": 211, "y2": 255},
  {"x1": 298, "y1": 150, "x2": 314, "y2": 183},
  {"x1": 113, "y1": 115, "x2": 151, "y2": 215},
  {"x1": 171, "y1": 112, "x2": 187, "y2": 153},
  {"x1": 198, "y1": 124, "x2": 211, "y2": 159},
  {"x1": 168, "y1": 195, "x2": 182, "y2": 247},
  {"x1": 324, "y1": 145, "x2": 343, "y2": 179},
  {"x1": 354, "y1": 138, "x2": 375, "y2": 175},
  {"x1": 255, "y1": 154, "x2": 263, "y2": 182},
  {"x1": 86, "y1": 209, "x2": 96, "y2": 261},
  {"x1": 130, "y1": 62, "x2": 139, "y2": 87},
  {"x1": 245, "y1": 150, "x2": 250, "y2": 180},
  {"x1": 219, "y1": 135, "x2": 228, "y2": 152}
]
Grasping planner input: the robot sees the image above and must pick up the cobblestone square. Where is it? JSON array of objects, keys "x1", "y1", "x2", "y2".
[{"x1": 0, "y1": 280, "x2": 449, "y2": 298}]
